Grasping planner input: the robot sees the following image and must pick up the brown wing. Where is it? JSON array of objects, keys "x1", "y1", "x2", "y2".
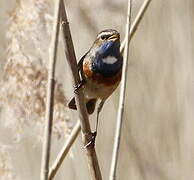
[
  {"x1": 68, "y1": 52, "x2": 94, "y2": 112},
  {"x1": 78, "y1": 51, "x2": 89, "y2": 80},
  {"x1": 68, "y1": 53, "x2": 87, "y2": 111}
]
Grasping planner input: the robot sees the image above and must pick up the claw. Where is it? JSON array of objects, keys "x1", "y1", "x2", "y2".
[
  {"x1": 74, "y1": 79, "x2": 85, "y2": 94},
  {"x1": 84, "y1": 132, "x2": 97, "y2": 148}
]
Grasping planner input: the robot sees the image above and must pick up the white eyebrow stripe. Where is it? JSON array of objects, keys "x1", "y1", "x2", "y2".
[
  {"x1": 102, "y1": 56, "x2": 118, "y2": 64},
  {"x1": 97, "y1": 32, "x2": 113, "y2": 38}
]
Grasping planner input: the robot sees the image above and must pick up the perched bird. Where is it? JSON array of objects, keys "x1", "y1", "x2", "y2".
[{"x1": 68, "y1": 29, "x2": 123, "y2": 139}]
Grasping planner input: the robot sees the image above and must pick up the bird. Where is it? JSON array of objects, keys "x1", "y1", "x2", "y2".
[{"x1": 68, "y1": 29, "x2": 123, "y2": 145}]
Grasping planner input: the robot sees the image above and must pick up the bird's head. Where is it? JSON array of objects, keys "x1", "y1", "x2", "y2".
[
  {"x1": 91, "y1": 29, "x2": 121, "y2": 56},
  {"x1": 88, "y1": 29, "x2": 122, "y2": 77}
]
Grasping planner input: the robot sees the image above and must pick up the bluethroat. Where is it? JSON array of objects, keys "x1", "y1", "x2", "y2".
[{"x1": 68, "y1": 29, "x2": 123, "y2": 145}]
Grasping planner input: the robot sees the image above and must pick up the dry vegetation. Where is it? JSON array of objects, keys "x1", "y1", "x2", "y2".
[
  {"x1": 0, "y1": 0, "x2": 72, "y2": 140},
  {"x1": 0, "y1": 0, "x2": 194, "y2": 180}
]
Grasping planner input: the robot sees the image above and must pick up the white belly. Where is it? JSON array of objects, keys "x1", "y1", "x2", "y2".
[{"x1": 83, "y1": 79, "x2": 119, "y2": 101}]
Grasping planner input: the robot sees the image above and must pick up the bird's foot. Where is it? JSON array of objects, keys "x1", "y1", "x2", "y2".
[
  {"x1": 74, "y1": 79, "x2": 85, "y2": 94},
  {"x1": 84, "y1": 131, "x2": 97, "y2": 148}
]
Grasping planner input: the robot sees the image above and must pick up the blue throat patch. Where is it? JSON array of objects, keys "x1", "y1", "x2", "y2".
[{"x1": 92, "y1": 41, "x2": 123, "y2": 77}]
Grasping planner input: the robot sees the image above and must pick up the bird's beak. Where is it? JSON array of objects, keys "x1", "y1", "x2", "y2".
[{"x1": 108, "y1": 34, "x2": 120, "y2": 41}]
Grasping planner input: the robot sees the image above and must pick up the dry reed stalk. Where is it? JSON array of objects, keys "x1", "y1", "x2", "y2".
[
  {"x1": 49, "y1": 121, "x2": 80, "y2": 179},
  {"x1": 40, "y1": 0, "x2": 61, "y2": 179},
  {"x1": 120, "y1": 0, "x2": 152, "y2": 54},
  {"x1": 109, "y1": 0, "x2": 132, "y2": 179},
  {"x1": 47, "y1": 0, "x2": 153, "y2": 178},
  {"x1": 59, "y1": 1, "x2": 102, "y2": 180}
]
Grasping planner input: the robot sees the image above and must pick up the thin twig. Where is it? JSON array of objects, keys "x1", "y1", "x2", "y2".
[
  {"x1": 59, "y1": 1, "x2": 102, "y2": 180},
  {"x1": 48, "y1": 121, "x2": 81, "y2": 179},
  {"x1": 47, "y1": 0, "x2": 152, "y2": 178},
  {"x1": 109, "y1": 0, "x2": 132, "y2": 180},
  {"x1": 120, "y1": 0, "x2": 152, "y2": 54},
  {"x1": 40, "y1": 0, "x2": 61, "y2": 180}
]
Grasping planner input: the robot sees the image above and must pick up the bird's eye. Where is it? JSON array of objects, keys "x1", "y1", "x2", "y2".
[{"x1": 100, "y1": 35, "x2": 107, "y2": 40}]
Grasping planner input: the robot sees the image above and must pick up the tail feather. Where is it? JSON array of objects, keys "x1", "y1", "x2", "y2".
[
  {"x1": 68, "y1": 97, "x2": 97, "y2": 114},
  {"x1": 68, "y1": 97, "x2": 77, "y2": 110}
]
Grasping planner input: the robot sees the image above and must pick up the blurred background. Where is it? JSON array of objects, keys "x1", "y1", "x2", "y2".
[{"x1": 0, "y1": 0, "x2": 194, "y2": 179}]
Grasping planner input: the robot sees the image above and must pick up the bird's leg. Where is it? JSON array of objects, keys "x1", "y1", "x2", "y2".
[
  {"x1": 84, "y1": 132, "x2": 97, "y2": 148},
  {"x1": 74, "y1": 79, "x2": 86, "y2": 94},
  {"x1": 95, "y1": 99, "x2": 105, "y2": 136},
  {"x1": 84, "y1": 99, "x2": 105, "y2": 148}
]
